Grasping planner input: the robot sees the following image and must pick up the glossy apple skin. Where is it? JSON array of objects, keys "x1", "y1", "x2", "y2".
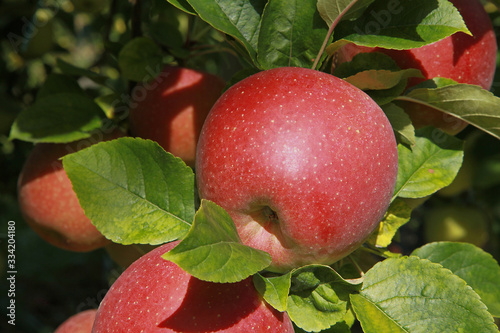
[
  {"x1": 92, "y1": 242, "x2": 294, "y2": 332},
  {"x1": 196, "y1": 67, "x2": 399, "y2": 272},
  {"x1": 129, "y1": 66, "x2": 226, "y2": 167},
  {"x1": 17, "y1": 130, "x2": 124, "y2": 252},
  {"x1": 337, "y1": 0, "x2": 497, "y2": 135},
  {"x1": 55, "y1": 309, "x2": 97, "y2": 333}
]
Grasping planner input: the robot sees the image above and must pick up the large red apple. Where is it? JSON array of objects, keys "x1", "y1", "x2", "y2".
[
  {"x1": 336, "y1": 0, "x2": 497, "y2": 134},
  {"x1": 92, "y1": 242, "x2": 294, "y2": 332},
  {"x1": 17, "y1": 129, "x2": 124, "y2": 252},
  {"x1": 55, "y1": 309, "x2": 97, "y2": 333},
  {"x1": 195, "y1": 67, "x2": 399, "y2": 272},
  {"x1": 128, "y1": 66, "x2": 226, "y2": 167}
]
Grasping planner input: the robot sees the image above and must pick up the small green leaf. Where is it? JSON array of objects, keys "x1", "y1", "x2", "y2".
[
  {"x1": 163, "y1": 200, "x2": 272, "y2": 283},
  {"x1": 253, "y1": 272, "x2": 292, "y2": 312},
  {"x1": 368, "y1": 198, "x2": 412, "y2": 248},
  {"x1": 63, "y1": 137, "x2": 195, "y2": 244},
  {"x1": 382, "y1": 103, "x2": 415, "y2": 147},
  {"x1": 398, "y1": 84, "x2": 500, "y2": 140},
  {"x1": 344, "y1": 68, "x2": 422, "y2": 91},
  {"x1": 287, "y1": 265, "x2": 361, "y2": 332},
  {"x1": 9, "y1": 93, "x2": 104, "y2": 143},
  {"x1": 413, "y1": 242, "x2": 500, "y2": 318},
  {"x1": 185, "y1": 0, "x2": 267, "y2": 64},
  {"x1": 394, "y1": 127, "x2": 464, "y2": 199},
  {"x1": 331, "y1": 0, "x2": 470, "y2": 51},
  {"x1": 36, "y1": 73, "x2": 84, "y2": 100},
  {"x1": 94, "y1": 93, "x2": 122, "y2": 119},
  {"x1": 148, "y1": 21, "x2": 185, "y2": 50},
  {"x1": 118, "y1": 37, "x2": 163, "y2": 82},
  {"x1": 56, "y1": 59, "x2": 109, "y2": 86},
  {"x1": 334, "y1": 52, "x2": 422, "y2": 105},
  {"x1": 317, "y1": 0, "x2": 377, "y2": 27},
  {"x1": 166, "y1": 0, "x2": 196, "y2": 15},
  {"x1": 257, "y1": 0, "x2": 330, "y2": 69},
  {"x1": 352, "y1": 256, "x2": 499, "y2": 333}
]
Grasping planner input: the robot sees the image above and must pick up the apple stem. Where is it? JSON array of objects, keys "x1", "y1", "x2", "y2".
[
  {"x1": 312, "y1": 1, "x2": 359, "y2": 71},
  {"x1": 347, "y1": 255, "x2": 365, "y2": 277}
]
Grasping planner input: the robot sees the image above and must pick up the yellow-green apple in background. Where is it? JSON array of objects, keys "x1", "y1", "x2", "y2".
[{"x1": 424, "y1": 205, "x2": 489, "y2": 247}]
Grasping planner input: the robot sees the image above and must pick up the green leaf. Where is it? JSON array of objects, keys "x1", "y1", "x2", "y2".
[
  {"x1": 9, "y1": 93, "x2": 104, "y2": 143},
  {"x1": 56, "y1": 59, "x2": 110, "y2": 86},
  {"x1": 330, "y1": 0, "x2": 470, "y2": 51},
  {"x1": 148, "y1": 21, "x2": 185, "y2": 50},
  {"x1": 118, "y1": 37, "x2": 163, "y2": 82},
  {"x1": 394, "y1": 127, "x2": 464, "y2": 199},
  {"x1": 257, "y1": 0, "x2": 329, "y2": 69},
  {"x1": 397, "y1": 84, "x2": 500, "y2": 140},
  {"x1": 166, "y1": 0, "x2": 196, "y2": 15},
  {"x1": 344, "y1": 68, "x2": 421, "y2": 91},
  {"x1": 334, "y1": 52, "x2": 422, "y2": 105},
  {"x1": 382, "y1": 103, "x2": 415, "y2": 147},
  {"x1": 162, "y1": 200, "x2": 272, "y2": 283},
  {"x1": 317, "y1": 0, "x2": 377, "y2": 27},
  {"x1": 352, "y1": 256, "x2": 499, "y2": 333},
  {"x1": 413, "y1": 242, "x2": 500, "y2": 318},
  {"x1": 63, "y1": 137, "x2": 195, "y2": 244},
  {"x1": 36, "y1": 73, "x2": 84, "y2": 100},
  {"x1": 94, "y1": 93, "x2": 122, "y2": 119},
  {"x1": 253, "y1": 272, "x2": 292, "y2": 312},
  {"x1": 287, "y1": 265, "x2": 361, "y2": 332},
  {"x1": 185, "y1": 0, "x2": 267, "y2": 64},
  {"x1": 368, "y1": 198, "x2": 412, "y2": 248}
]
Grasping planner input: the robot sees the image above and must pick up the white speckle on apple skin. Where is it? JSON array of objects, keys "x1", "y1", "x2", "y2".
[{"x1": 196, "y1": 67, "x2": 399, "y2": 272}]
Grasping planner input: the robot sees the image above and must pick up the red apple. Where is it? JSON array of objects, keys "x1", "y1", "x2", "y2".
[
  {"x1": 54, "y1": 309, "x2": 97, "y2": 333},
  {"x1": 92, "y1": 242, "x2": 294, "y2": 332},
  {"x1": 128, "y1": 66, "x2": 226, "y2": 167},
  {"x1": 336, "y1": 0, "x2": 497, "y2": 134},
  {"x1": 195, "y1": 67, "x2": 399, "y2": 272},
  {"x1": 17, "y1": 129, "x2": 124, "y2": 252}
]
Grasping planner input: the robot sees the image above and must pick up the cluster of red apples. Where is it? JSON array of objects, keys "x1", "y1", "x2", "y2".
[{"x1": 17, "y1": 0, "x2": 497, "y2": 331}]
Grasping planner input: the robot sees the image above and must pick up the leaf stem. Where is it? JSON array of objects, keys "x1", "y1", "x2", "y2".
[
  {"x1": 312, "y1": 0, "x2": 359, "y2": 71},
  {"x1": 347, "y1": 255, "x2": 365, "y2": 277}
]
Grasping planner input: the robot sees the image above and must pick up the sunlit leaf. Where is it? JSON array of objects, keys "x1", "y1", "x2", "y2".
[
  {"x1": 63, "y1": 138, "x2": 195, "y2": 245},
  {"x1": 163, "y1": 200, "x2": 272, "y2": 283},
  {"x1": 413, "y1": 242, "x2": 500, "y2": 317},
  {"x1": 394, "y1": 128, "x2": 464, "y2": 199},
  {"x1": 352, "y1": 256, "x2": 498, "y2": 333}
]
